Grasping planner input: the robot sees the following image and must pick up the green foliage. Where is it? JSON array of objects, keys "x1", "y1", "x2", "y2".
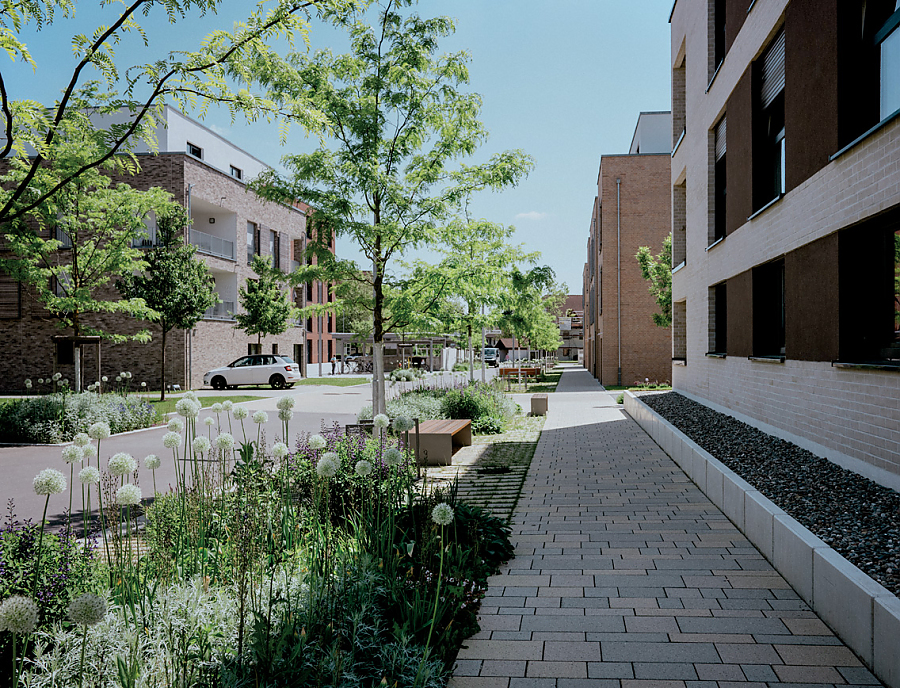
[
  {"x1": 234, "y1": 255, "x2": 298, "y2": 345},
  {"x1": 498, "y1": 266, "x2": 564, "y2": 354},
  {"x1": 0, "y1": 392, "x2": 155, "y2": 443},
  {"x1": 635, "y1": 233, "x2": 673, "y2": 328},
  {"x1": 250, "y1": 0, "x2": 533, "y2": 413},
  {"x1": 616, "y1": 393, "x2": 624, "y2": 405},
  {"x1": 0, "y1": 116, "x2": 178, "y2": 342}
]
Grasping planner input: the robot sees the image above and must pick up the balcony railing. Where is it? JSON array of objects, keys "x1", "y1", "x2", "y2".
[
  {"x1": 190, "y1": 229, "x2": 235, "y2": 260},
  {"x1": 203, "y1": 300, "x2": 235, "y2": 321}
]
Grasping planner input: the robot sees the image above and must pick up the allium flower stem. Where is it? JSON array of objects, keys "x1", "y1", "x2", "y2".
[
  {"x1": 78, "y1": 624, "x2": 87, "y2": 688},
  {"x1": 31, "y1": 494, "x2": 49, "y2": 599}
]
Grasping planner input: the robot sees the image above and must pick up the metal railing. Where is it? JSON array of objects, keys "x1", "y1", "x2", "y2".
[
  {"x1": 203, "y1": 300, "x2": 235, "y2": 321},
  {"x1": 190, "y1": 229, "x2": 235, "y2": 260}
]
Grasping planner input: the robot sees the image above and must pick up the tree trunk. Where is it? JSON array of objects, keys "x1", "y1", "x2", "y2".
[
  {"x1": 372, "y1": 247, "x2": 386, "y2": 416},
  {"x1": 467, "y1": 321, "x2": 474, "y2": 383},
  {"x1": 160, "y1": 327, "x2": 167, "y2": 402},
  {"x1": 74, "y1": 345, "x2": 82, "y2": 393}
]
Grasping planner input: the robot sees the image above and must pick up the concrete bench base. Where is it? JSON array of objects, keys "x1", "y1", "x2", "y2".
[
  {"x1": 416, "y1": 419, "x2": 472, "y2": 466},
  {"x1": 531, "y1": 393, "x2": 548, "y2": 416}
]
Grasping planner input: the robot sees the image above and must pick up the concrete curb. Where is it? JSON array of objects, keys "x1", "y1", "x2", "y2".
[{"x1": 624, "y1": 390, "x2": 900, "y2": 687}]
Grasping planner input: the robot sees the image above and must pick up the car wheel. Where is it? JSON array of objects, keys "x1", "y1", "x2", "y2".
[
  {"x1": 211, "y1": 376, "x2": 227, "y2": 391},
  {"x1": 269, "y1": 374, "x2": 286, "y2": 390}
]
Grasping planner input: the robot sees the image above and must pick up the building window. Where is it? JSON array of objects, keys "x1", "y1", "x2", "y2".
[
  {"x1": 878, "y1": 1, "x2": 900, "y2": 119},
  {"x1": 230, "y1": 165, "x2": 243, "y2": 180},
  {"x1": 0, "y1": 274, "x2": 21, "y2": 319},
  {"x1": 754, "y1": 29, "x2": 786, "y2": 209},
  {"x1": 673, "y1": 57, "x2": 686, "y2": 146},
  {"x1": 248, "y1": 343, "x2": 260, "y2": 355},
  {"x1": 272, "y1": 343, "x2": 278, "y2": 355},
  {"x1": 673, "y1": 182, "x2": 686, "y2": 264},
  {"x1": 708, "y1": 283, "x2": 727, "y2": 354},
  {"x1": 187, "y1": 142, "x2": 203, "y2": 159},
  {"x1": 673, "y1": 300, "x2": 687, "y2": 362},
  {"x1": 714, "y1": 115, "x2": 727, "y2": 242},
  {"x1": 713, "y1": 0, "x2": 726, "y2": 74},
  {"x1": 838, "y1": 219, "x2": 900, "y2": 362},
  {"x1": 753, "y1": 258, "x2": 785, "y2": 357},
  {"x1": 270, "y1": 230, "x2": 281, "y2": 269},
  {"x1": 247, "y1": 222, "x2": 256, "y2": 265}
]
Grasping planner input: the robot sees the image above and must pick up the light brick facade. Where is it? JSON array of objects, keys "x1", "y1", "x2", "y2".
[
  {"x1": 670, "y1": 0, "x2": 900, "y2": 476},
  {"x1": 0, "y1": 108, "x2": 327, "y2": 391}
]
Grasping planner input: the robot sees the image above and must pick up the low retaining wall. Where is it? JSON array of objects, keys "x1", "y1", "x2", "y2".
[{"x1": 624, "y1": 391, "x2": 900, "y2": 688}]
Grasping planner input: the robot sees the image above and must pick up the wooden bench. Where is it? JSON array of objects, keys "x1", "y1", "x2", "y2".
[
  {"x1": 531, "y1": 393, "x2": 548, "y2": 416},
  {"x1": 416, "y1": 419, "x2": 472, "y2": 466},
  {"x1": 497, "y1": 367, "x2": 540, "y2": 379}
]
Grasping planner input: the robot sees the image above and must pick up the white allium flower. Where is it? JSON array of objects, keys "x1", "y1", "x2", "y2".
[
  {"x1": 278, "y1": 408, "x2": 293, "y2": 422},
  {"x1": 176, "y1": 398, "x2": 200, "y2": 418},
  {"x1": 38, "y1": 378, "x2": 44, "y2": 384},
  {"x1": 384, "y1": 448, "x2": 403, "y2": 467},
  {"x1": 431, "y1": 503, "x2": 454, "y2": 526},
  {"x1": 115, "y1": 484, "x2": 142, "y2": 506},
  {"x1": 33, "y1": 468, "x2": 66, "y2": 496},
  {"x1": 144, "y1": 455, "x2": 161, "y2": 470},
  {"x1": 232, "y1": 405, "x2": 249, "y2": 420},
  {"x1": 252, "y1": 410, "x2": 268, "y2": 424},
  {"x1": 81, "y1": 444, "x2": 97, "y2": 461},
  {"x1": 0, "y1": 595, "x2": 38, "y2": 635},
  {"x1": 271, "y1": 442, "x2": 289, "y2": 459},
  {"x1": 52, "y1": 372, "x2": 62, "y2": 381},
  {"x1": 68, "y1": 593, "x2": 106, "y2": 626},
  {"x1": 163, "y1": 431, "x2": 182, "y2": 449},
  {"x1": 73, "y1": 432, "x2": 90, "y2": 447},
  {"x1": 88, "y1": 422, "x2": 110, "y2": 440},
  {"x1": 101, "y1": 376, "x2": 108, "y2": 382},
  {"x1": 215, "y1": 433, "x2": 235, "y2": 450},
  {"x1": 211, "y1": 402, "x2": 224, "y2": 413},
  {"x1": 222, "y1": 400, "x2": 233, "y2": 411},
  {"x1": 183, "y1": 391, "x2": 198, "y2": 402},
  {"x1": 373, "y1": 414, "x2": 390, "y2": 429},
  {"x1": 78, "y1": 466, "x2": 100, "y2": 485},
  {"x1": 192, "y1": 436, "x2": 211, "y2": 454},
  {"x1": 140, "y1": 381, "x2": 147, "y2": 388},
  {"x1": 167, "y1": 417, "x2": 184, "y2": 433},
  {"x1": 120, "y1": 371, "x2": 127, "y2": 378},
  {"x1": 203, "y1": 416, "x2": 215, "y2": 427},
  {"x1": 393, "y1": 416, "x2": 415, "y2": 433},
  {"x1": 308, "y1": 434, "x2": 327, "y2": 450},
  {"x1": 316, "y1": 456, "x2": 339, "y2": 478},
  {"x1": 24, "y1": 379, "x2": 32, "y2": 389},
  {"x1": 125, "y1": 372, "x2": 133, "y2": 379},
  {"x1": 276, "y1": 396, "x2": 296, "y2": 411},
  {"x1": 115, "y1": 376, "x2": 122, "y2": 383},
  {"x1": 61, "y1": 445, "x2": 83, "y2": 464},
  {"x1": 108, "y1": 453, "x2": 137, "y2": 477},
  {"x1": 355, "y1": 460, "x2": 373, "y2": 477}
]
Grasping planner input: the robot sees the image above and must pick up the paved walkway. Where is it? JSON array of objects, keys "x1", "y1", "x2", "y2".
[{"x1": 450, "y1": 365, "x2": 880, "y2": 688}]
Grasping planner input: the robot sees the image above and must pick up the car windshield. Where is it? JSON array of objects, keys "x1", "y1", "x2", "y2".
[{"x1": 231, "y1": 356, "x2": 253, "y2": 367}]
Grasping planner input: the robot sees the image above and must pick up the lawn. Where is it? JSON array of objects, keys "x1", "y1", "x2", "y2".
[
  {"x1": 294, "y1": 377, "x2": 368, "y2": 386},
  {"x1": 148, "y1": 394, "x2": 264, "y2": 416},
  {"x1": 499, "y1": 369, "x2": 562, "y2": 394}
]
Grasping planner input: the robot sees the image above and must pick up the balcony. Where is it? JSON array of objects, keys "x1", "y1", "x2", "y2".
[
  {"x1": 203, "y1": 301, "x2": 235, "y2": 321},
  {"x1": 191, "y1": 229, "x2": 235, "y2": 260}
]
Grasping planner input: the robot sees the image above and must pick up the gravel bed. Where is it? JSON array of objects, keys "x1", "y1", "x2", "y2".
[{"x1": 641, "y1": 391, "x2": 900, "y2": 597}]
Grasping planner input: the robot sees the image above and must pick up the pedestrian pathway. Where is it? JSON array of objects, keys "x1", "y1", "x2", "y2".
[{"x1": 450, "y1": 365, "x2": 880, "y2": 688}]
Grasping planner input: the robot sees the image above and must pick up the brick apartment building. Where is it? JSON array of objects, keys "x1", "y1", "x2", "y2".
[
  {"x1": 0, "y1": 106, "x2": 335, "y2": 390},
  {"x1": 670, "y1": 0, "x2": 900, "y2": 476},
  {"x1": 556, "y1": 294, "x2": 584, "y2": 362},
  {"x1": 583, "y1": 111, "x2": 673, "y2": 387},
  {"x1": 295, "y1": 201, "x2": 336, "y2": 374}
]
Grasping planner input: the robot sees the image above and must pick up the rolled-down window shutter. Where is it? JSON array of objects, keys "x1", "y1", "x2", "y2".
[
  {"x1": 715, "y1": 116, "x2": 727, "y2": 161},
  {"x1": 254, "y1": 226, "x2": 261, "y2": 257},
  {"x1": 760, "y1": 29, "x2": 785, "y2": 109}
]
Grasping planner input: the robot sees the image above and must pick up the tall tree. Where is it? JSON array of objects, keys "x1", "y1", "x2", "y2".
[
  {"x1": 498, "y1": 266, "x2": 562, "y2": 374},
  {"x1": 0, "y1": 115, "x2": 179, "y2": 390},
  {"x1": 635, "y1": 233, "x2": 673, "y2": 328},
  {"x1": 234, "y1": 255, "x2": 298, "y2": 347},
  {"x1": 251, "y1": 0, "x2": 533, "y2": 413},
  {"x1": 117, "y1": 205, "x2": 218, "y2": 400},
  {"x1": 0, "y1": 0, "x2": 342, "y2": 231}
]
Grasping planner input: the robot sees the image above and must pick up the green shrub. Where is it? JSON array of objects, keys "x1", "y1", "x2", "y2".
[
  {"x1": 441, "y1": 383, "x2": 517, "y2": 433},
  {"x1": 616, "y1": 393, "x2": 624, "y2": 405},
  {"x1": 358, "y1": 392, "x2": 444, "y2": 422},
  {"x1": 0, "y1": 392, "x2": 155, "y2": 443}
]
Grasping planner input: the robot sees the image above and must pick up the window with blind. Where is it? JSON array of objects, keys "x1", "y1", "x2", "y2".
[
  {"x1": 753, "y1": 258, "x2": 786, "y2": 357},
  {"x1": 714, "y1": 115, "x2": 727, "y2": 242},
  {"x1": 0, "y1": 275, "x2": 21, "y2": 319},
  {"x1": 754, "y1": 29, "x2": 786, "y2": 209},
  {"x1": 879, "y1": 1, "x2": 900, "y2": 120}
]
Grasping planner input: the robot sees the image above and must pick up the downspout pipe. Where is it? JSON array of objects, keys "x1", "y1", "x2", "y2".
[{"x1": 616, "y1": 177, "x2": 622, "y2": 387}]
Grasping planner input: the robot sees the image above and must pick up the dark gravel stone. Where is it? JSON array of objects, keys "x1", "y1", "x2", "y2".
[{"x1": 641, "y1": 391, "x2": 900, "y2": 597}]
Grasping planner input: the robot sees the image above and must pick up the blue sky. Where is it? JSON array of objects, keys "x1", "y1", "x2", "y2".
[{"x1": 6, "y1": 0, "x2": 672, "y2": 295}]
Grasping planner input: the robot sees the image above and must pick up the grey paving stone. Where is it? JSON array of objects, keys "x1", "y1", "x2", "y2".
[
  {"x1": 739, "y1": 664, "x2": 779, "y2": 682},
  {"x1": 633, "y1": 663, "x2": 698, "y2": 680},
  {"x1": 600, "y1": 642, "x2": 721, "y2": 664},
  {"x1": 838, "y1": 666, "x2": 880, "y2": 684},
  {"x1": 479, "y1": 660, "x2": 528, "y2": 677},
  {"x1": 675, "y1": 616, "x2": 789, "y2": 635},
  {"x1": 521, "y1": 616, "x2": 626, "y2": 633},
  {"x1": 557, "y1": 680, "x2": 621, "y2": 688}
]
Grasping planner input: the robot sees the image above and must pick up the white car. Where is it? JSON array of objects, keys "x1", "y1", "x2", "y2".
[{"x1": 203, "y1": 355, "x2": 301, "y2": 390}]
